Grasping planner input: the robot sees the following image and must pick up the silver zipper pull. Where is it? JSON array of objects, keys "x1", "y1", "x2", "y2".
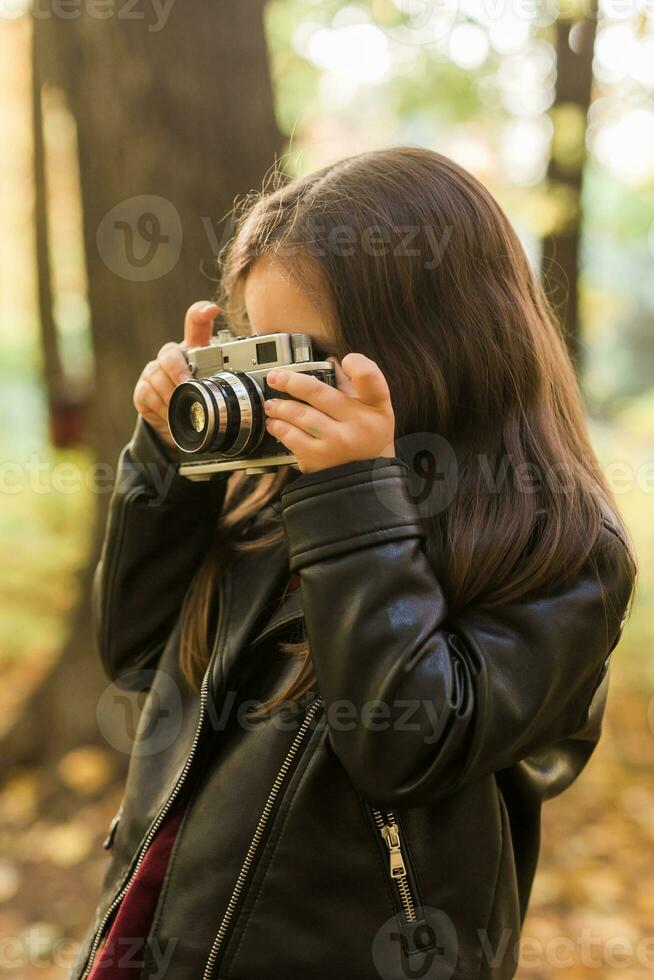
[{"x1": 381, "y1": 822, "x2": 407, "y2": 879}]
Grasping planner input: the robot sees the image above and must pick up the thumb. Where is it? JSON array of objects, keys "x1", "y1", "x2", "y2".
[
  {"x1": 327, "y1": 356, "x2": 357, "y2": 397},
  {"x1": 340, "y1": 353, "x2": 391, "y2": 408},
  {"x1": 182, "y1": 301, "x2": 220, "y2": 349}
]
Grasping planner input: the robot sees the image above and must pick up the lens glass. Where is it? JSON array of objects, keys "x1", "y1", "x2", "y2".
[{"x1": 189, "y1": 401, "x2": 205, "y2": 432}]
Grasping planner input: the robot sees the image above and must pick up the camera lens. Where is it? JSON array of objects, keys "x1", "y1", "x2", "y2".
[{"x1": 168, "y1": 372, "x2": 265, "y2": 456}]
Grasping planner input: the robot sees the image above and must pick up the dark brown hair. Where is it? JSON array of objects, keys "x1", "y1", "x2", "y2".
[{"x1": 178, "y1": 146, "x2": 637, "y2": 710}]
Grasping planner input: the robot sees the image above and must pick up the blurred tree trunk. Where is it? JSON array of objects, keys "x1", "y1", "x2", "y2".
[
  {"x1": 3, "y1": 3, "x2": 281, "y2": 771},
  {"x1": 32, "y1": 30, "x2": 63, "y2": 423},
  {"x1": 541, "y1": 3, "x2": 598, "y2": 368},
  {"x1": 32, "y1": 29, "x2": 90, "y2": 450}
]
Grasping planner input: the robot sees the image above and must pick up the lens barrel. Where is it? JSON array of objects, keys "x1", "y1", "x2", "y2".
[{"x1": 168, "y1": 371, "x2": 265, "y2": 456}]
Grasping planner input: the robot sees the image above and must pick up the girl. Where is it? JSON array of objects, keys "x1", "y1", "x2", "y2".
[{"x1": 73, "y1": 147, "x2": 637, "y2": 980}]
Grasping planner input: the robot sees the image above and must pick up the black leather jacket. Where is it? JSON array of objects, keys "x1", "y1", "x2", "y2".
[{"x1": 71, "y1": 414, "x2": 636, "y2": 980}]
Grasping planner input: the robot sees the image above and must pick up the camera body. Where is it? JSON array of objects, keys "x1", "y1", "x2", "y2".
[{"x1": 167, "y1": 328, "x2": 337, "y2": 479}]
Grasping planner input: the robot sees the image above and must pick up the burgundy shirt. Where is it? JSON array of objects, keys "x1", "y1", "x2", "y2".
[{"x1": 88, "y1": 571, "x2": 301, "y2": 978}]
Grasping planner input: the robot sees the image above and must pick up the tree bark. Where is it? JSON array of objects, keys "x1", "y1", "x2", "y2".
[
  {"x1": 541, "y1": 4, "x2": 598, "y2": 368},
  {"x1": 4, "y1": 2, "x2": 281, "y2": 770},
  {"x1": 32, "y1": 27, "x2": 63, "y2": 411}
]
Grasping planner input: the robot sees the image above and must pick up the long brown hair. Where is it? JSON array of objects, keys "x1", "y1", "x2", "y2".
[{"x1": 179, "y1": 146, "x2": 637, "y2": 709}]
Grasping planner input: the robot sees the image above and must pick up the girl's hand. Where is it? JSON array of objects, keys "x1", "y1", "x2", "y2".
[
  {"x1": 133, "y1": 300, "x2": 220, "y2": 454},
  {"x1": 264, "y1": 353, "x2": 396, "y2": 474}
]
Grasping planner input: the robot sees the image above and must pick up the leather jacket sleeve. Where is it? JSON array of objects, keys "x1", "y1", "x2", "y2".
[
  {"x1": 279, "y1": 455, "x2": 637, "y2": 808},
  {"x1": 92, "y1": 414, "x2": 230, "y2": 690}
]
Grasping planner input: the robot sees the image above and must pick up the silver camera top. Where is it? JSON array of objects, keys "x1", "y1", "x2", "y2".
[{"x1": 185, "y1": 329, "x2": 318, "y2": 379}]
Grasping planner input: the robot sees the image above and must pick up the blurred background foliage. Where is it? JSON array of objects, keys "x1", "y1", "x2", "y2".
[{"x1": 0, "y1": 0, "x2": 653, "y2": 976}]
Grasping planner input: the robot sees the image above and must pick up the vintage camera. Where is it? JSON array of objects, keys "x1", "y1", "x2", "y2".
[{"x1": 167, "y1": 329, "x2": 337, "y2": 479}]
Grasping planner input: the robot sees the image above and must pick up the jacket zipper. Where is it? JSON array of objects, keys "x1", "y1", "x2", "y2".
[
  {"x1": 202, "y1": 696, "x2": 322, "y2": 980},
  {"x1": 369, "y1": 807, "x2": 443, "y2": 959},
  {"x1": 80, "y1": 571, "x2": 230, "y2": 978},
  {"x1": 371, "y1": 808, "x2": 418, "y2": 924}
]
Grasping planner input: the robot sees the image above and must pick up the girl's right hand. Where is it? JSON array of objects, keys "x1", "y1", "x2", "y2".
[{"x1": 133, "y1": 301, "x2": 221, "y2": 453}]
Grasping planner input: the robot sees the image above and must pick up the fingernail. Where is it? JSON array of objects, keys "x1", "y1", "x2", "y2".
[
  {"x1": 268, "y1": 370, "x2": 278, "y2": 383},
  {"x1": 197, "y1": 301, "x2": 218, "y2": 314}
]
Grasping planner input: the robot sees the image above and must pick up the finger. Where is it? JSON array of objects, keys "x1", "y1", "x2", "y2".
[
  {"x1": 142, "y1": 360, "x2": 176, "y2": 406},
  {"x1": 327, "y1": 356, "x2": 357, "y2": 398},
  {"x1": 264, "y1": 397, "x2": 337, "y2": 441},
  {"x1": 340, "y1": 353, "x2": 391, "y2": 408},
  {"x1": 157, "y1": 343, "x2": 193, "y2": 385},
  {"x1": 265, "y1": 416, "x2": 324, "y2": 459},
  {"x1": 266, "y1": 368, "x2": 351, "y2": 421},
  {"x1": 134, "y1": 377, "x2": 168, "y2": 423},
  {"x1": 140, "y1": 405, "x2": 168, "y2": 434},
  {"x1": 182, "y1": 301, "x2": 220, "y2": 349}
]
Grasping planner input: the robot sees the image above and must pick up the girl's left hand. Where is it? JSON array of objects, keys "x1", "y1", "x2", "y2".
[{"x1": 264, "y1": 353, "x2": 396, "y2": 474}]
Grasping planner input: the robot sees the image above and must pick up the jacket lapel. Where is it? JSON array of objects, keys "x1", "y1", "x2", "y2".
[
  {"x1": 249, "y1": 585, "x2": 303, "y2": 647},
  {"x1": 208, "y1": 502, "x2": 304, "y2": 697}
]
